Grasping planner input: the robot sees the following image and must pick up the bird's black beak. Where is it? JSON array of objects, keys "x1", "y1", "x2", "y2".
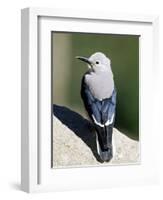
[{"x1": 76, "y1": 56, "x2": 93, "y2": 67}]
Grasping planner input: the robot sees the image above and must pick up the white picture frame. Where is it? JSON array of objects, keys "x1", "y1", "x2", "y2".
[{"x1": 21, "y1": 7, "x2": 159, "y2": 193}]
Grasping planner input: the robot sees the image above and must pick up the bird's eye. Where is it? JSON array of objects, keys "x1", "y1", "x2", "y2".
[{"x1": 96, "y1": 61, "x2": 99, "y2": 64}]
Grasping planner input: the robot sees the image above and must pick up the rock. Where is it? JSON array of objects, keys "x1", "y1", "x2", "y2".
[{"x1": 53, "y1": 105, "x2": 140, "y2": 168}]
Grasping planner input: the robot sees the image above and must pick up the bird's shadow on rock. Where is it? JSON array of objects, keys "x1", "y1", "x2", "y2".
[{"x1": 53, "y1": 104, "x2": 103, "y2": 163}]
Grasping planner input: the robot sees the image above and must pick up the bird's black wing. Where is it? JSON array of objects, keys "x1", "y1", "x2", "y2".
[
  {"x1": 101, "y1": 89, "x2": 116, "y2": 125},
  {"x1": 81, "y1": 76, "x2": 116, "y2": 126}
]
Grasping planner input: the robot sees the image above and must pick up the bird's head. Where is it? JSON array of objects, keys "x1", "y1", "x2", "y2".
[{"x1": 76, "y1": 52, "x2": 112, "y2": 73}]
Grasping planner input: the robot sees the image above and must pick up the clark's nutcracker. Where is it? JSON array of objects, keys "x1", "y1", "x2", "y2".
[{"x1": 76, "y1": 52, "x2": 116, "y2": 162}]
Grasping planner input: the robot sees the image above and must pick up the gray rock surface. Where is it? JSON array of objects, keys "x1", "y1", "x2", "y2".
[{"x1": 53, "y1": 105, "x2": 140, "y2": 168}]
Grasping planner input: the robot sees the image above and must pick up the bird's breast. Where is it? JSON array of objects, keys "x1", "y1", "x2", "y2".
[{"x1": 85, "y1": 72, "x2": 114, "y2": 100}]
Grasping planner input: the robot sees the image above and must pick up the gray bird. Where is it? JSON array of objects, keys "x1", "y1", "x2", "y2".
[{"x1": 76, "y1": 52, "x2": 116, "y2": 162}]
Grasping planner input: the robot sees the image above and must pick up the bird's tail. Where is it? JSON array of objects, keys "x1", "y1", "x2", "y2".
[{"x1": 94, "y1": 124, "x2": 114, "y2": 162}]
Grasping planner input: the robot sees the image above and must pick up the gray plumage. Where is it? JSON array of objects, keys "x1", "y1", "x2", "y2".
[
  {"x1": 85, "y1": 52, "x2": 114, "y2": 101},
  {"x1": 84, "y1": 52, "x2": 114, "y2": 100},
  {"x1": 85, "y1": 70, "x2": 114, "y2": 100},
  {"x1": 76, "y1": 52, "x2": 116, "y2": 162}
]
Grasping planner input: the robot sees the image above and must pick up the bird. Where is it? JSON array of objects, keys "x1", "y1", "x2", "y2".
[{"x1": 76, "y1": 52, "x2": 116, "y2": 162}]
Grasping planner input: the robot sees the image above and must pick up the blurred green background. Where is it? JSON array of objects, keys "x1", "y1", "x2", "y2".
[{"x1": 52, "y1": 32, "x2": 139, "y2": 140}]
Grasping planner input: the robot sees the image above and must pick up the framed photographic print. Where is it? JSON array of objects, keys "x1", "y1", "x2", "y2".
[{"x1": 21, "y1": 8, "x2": 159, "y2": 192}]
